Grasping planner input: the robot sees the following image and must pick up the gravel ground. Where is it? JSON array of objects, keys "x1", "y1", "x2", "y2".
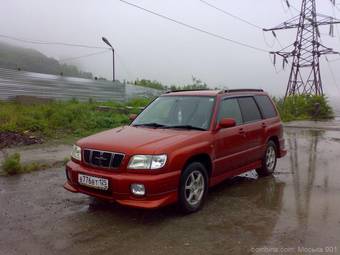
[{"x1": 1, "y1": 127, "x2": 340, "y2": 255}]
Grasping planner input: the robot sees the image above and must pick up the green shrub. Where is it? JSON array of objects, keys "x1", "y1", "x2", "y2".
[
  {"x1": 22, "y1": 162, "x2": 49, "y2": 172},
  {"x1": 132, "y1": 76, "x2": 208, "y2": 91},
  {"x1": 63, "y1": 157, "x2": 70, "y2": 165},
  {"x1": 2, "y1": 153, "x2": 21, "y2": 175},
  {"x1": 126, "y1": 97, "x2": 153, "y2": 108},
  {"x1": 273, "y1": 95, "x2": 334, "y2": 122},
  {"x1": 133, "y1": 79, "x2": 164, "y2": 90},
  {"x1": 1, "y1": 153, "x2": 52, "y2": 175}
]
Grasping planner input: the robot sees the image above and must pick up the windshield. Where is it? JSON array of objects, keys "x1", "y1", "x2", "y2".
[{"x1": 132, "y1": 96, "x2": 216, "y2": 130}]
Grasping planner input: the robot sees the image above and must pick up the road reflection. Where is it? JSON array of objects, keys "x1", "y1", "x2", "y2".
[
  {"x1": 287, "y1": 130, "x2": 321, "y2": 232},
  {"x1": 276, "y1": 128, "x2": 340, "y2": 247}
]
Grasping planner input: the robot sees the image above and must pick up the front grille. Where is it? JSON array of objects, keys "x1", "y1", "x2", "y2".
[{"x1": 83, "y1": 149, "x2": 124, "y2": 169}]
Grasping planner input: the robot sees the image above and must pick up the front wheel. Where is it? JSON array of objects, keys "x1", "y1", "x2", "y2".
[
  {"x1": 179, "y1": 162, "x2": 208, "y2": 213},
  {"x1": 256, "y1": 141, "x2": 277, "y2": 177}
]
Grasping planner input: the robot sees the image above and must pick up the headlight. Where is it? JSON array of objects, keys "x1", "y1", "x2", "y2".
[
  {"x1": 71, "y1": 145, "x2": 81, "y2": 161},
  {"x1": 128, "y1": 155, "x2": 167, "y2": 170}
]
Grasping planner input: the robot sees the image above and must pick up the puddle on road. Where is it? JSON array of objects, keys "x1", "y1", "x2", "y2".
[{"x1": 1, "y1": 128, "x2": 340, "y2": 255}]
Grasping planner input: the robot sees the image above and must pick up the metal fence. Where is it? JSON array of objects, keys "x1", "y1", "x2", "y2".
[{"x1": 0, "y1": 68, "x2": 163, "y2": 102}]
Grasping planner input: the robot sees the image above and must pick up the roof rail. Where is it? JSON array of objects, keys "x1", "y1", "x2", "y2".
[
  {"x1": 165, "y1": 89, "x2": 211, "y2": 93},
  {"x1": 219, "y1": 89, "x2": 264, "y2": 94}
]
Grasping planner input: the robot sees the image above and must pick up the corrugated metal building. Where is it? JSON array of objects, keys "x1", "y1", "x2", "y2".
[{"x1": 0, "y1": 68, "x2": 162, "y2": 102}]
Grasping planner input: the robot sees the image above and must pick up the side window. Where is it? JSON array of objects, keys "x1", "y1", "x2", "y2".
[
  {"x1": 254, "y1": 95, "x2": 277, "y2": 119},
  {"x1": 237, "y1": 97, "x2": 262, "y2": 123},
  {"x1": 217, "y1": 98, "x2": 243, "y2": 125}
]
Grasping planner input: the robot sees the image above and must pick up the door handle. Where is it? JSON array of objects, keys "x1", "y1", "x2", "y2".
[
  {"x1": 239, "y1": 128, "x2": 246, "y2": 136},
  {"x1": 262, "y1": 122, "x2": 267, "y2": 128}
]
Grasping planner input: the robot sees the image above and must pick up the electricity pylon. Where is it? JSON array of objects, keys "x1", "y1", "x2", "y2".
[{"x1": 264, "y1": 0, "x2": 340, "y2": 97}]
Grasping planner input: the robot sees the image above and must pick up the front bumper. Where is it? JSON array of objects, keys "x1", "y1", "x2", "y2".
[{"x1": 64, "y1": 161, "x2": 180, "y2": 209}]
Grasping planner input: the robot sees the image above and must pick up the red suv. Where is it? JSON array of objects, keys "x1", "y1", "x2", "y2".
[{"x1": 64, "y1": 89, "x2": 286, "y2": 213}]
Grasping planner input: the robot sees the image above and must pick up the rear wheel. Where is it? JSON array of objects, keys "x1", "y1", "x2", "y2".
[
  {"x1": 179, "y1": 162, "x2": 208, "y2": 213},
  {"x1": 256, "y1": 141, "x2": 277, "y2": 177}
]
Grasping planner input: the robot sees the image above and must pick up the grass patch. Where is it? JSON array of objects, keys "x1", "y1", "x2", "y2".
[
  {"x1": 0, "y1": 94, "x2": 334, "y2": 149},
  {"x1": 62, "y1": 157, "x2": 70, "y2": 166},
  {"x1": 273, "y1": 95, "x2": 334, "y2": 122},
  {"x1": 1, "y1": 153, "x2": 21, "y2": 175},
  {"x1": 0, "y1": 98, "x2": 152, "y2": 140},
  {"x1": 22, "y1": 162, "x2": 49, "y2": 173},
  {"x1": 1, "y1": 152, "x2": 53, "y2": 175}
]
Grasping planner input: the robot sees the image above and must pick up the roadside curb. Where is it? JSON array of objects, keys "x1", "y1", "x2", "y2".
[
  {"x1": 283, "y1": 120, "x2": 340, "y2": 131},
  {"x1": 284, "y1": 124, "x2": 340, "y2": 131}
]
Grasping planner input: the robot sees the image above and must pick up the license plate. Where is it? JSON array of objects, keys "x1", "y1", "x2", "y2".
[{"x1": 78, "y1": 174, "x2": 109, "y2": 190}]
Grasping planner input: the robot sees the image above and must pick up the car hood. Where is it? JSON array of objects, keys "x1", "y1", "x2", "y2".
[{"x1": 77, "y1": 126, "x2": 205, "y2": 154}]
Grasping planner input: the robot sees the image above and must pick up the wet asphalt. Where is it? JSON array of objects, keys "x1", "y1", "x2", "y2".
[{"x1": 1, "y1": 128, "x2": 340, "y2": 255}]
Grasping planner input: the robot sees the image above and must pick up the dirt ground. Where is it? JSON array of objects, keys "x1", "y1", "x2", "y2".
[
  {"x1": 0, "y1": 131, "x2": 43, "y2": 149},
  {"x1": 1, "y1": 127, "x2": 340, "y2": 255}
]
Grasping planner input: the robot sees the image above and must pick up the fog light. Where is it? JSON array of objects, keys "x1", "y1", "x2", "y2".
[{"x1": 131, "y1": 184, "x2": 145, "y2": 196}]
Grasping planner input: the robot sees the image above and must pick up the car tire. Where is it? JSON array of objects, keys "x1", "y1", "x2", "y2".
[
  {"x1": 256, "y1": 140, "x2": 277, "y2": 177},
  {"x1": 179, "y1": 162, "x2": 208, "y2": 213}
]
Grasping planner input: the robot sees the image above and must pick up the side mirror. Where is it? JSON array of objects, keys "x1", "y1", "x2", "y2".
[
  {"x1": 217, "y1": 118, "x2": 236, "y2": 130},
  {"x1": 129, "y1": 114, "x2": 137, "y2": 121}
]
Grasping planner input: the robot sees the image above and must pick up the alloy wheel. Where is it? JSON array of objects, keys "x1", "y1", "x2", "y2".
[
  {"x1": 184, "y1": 170, "x2": 205, "y2": 206},
  {"x1": 266, "y1": 146, "x2": 276, "y2": 171}
]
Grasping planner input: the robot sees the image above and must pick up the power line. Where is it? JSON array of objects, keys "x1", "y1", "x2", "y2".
[
  {"x1": 333, "y1": 0, "x2": 340, "y2": 12},
  {"x1": 262, "y1": 31, "x2": 276, "y2": 48},
  {"x1": 196, "y1": 0, "x2": 286, "y2": 50},
  {"x1": 289, "y1": 3, "x2": 300, "y2": 13},
  {"x1": 198, "y1": 0, "x2": 262, "y2": 29},
  {"x1": 330, "y1": 3, "x2": 340, "y2": 45},
  {"x1": 280, "y1": 0, "x2": 301, "y2": 13},
  {"x1": 280, "y1": 0, "x2": 296, "y2": 17},
  {"x1": 329, "y1": 57, "x2": 340, "y2": 62},
  {"x1": 0, "y1": 33, "x2": 109, "y2": 49},
  {"x1": 116, "y1": 52, "x2": 136, "y2": 78},
  {"x1": 118, "y1": 0, "x2": 268, "y2": 53},
  {"x1": 268, "y1": 53, "x2": 285, "y2": 74},
  {"x1": 325, "y1": 57, "x2": 340, "y2": 94},
  {"x1": 59, "y1": 49, "x2": 111, "y2": 62}
]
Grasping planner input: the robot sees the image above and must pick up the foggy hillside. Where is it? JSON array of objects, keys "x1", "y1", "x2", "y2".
[{"x1": 0, "y1": 42, "x2": 93, "y2": 79}]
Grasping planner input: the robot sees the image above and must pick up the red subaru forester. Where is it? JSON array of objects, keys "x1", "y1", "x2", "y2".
[{"x1": 64, "y1": 89, "x2": 286, "y2": 213}]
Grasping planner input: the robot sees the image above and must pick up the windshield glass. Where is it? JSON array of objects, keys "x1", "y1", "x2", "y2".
[{"x1": 132, "y1": 96, "x2": 215, "y2": 130}]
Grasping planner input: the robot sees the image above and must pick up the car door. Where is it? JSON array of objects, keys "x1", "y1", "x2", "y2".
[
  {"x1": 254, "y1": 95, "x2": 279, "y2": 153},
  {"x1": 213, "y1": 98, "x2": 247, "y2": 176},
  {"x1": 237, "y1": 96, "x2": 265, "y2": 164}
]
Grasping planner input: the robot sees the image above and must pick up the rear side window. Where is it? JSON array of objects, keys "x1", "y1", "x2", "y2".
[
  {"x1": 254, "y1": 95, "x2": 277, "y2": 119},
  {"x1": 237, "y1": 97, "x2": 262, "y2": 123},
  {"x1": 217, "y1": 98, "x2": 243, "y2": 125}
]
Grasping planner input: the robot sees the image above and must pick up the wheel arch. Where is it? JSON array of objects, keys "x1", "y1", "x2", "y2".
[
  {"x1": 267, "y1": 136, "x2": 280, "y2": 156},
  {"x1": 182, "y1": 154, "x2": 212, "y2": 178}
]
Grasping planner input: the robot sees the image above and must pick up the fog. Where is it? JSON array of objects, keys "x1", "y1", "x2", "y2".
[{"x1": 1, "y1": 0, "x2": 340, "y2": 97}]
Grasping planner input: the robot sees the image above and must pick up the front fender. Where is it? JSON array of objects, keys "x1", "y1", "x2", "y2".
[{"x1": 167, "y1": 140, "x2": 213, "y2": 173}]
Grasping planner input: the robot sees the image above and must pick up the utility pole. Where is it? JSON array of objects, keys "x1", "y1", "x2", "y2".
[
  {"x1": 264, "y1": 0, "x2": 340, "y2": 98},
  {"x1": 102, "y1": 37, "x2": 115, "y2": 82}
]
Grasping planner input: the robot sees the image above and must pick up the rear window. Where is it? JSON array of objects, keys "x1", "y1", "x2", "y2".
[
  {"x1": 254, "y1": 95, "x2": 277, "y2": 119},
  {"x1": 237, "y1": 97, "x2": 262, "y2": 123}
]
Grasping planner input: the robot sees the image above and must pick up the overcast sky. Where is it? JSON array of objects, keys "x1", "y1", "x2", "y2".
[{"x1": 1, "y1": 0, "x2": 340, "y2": 97}]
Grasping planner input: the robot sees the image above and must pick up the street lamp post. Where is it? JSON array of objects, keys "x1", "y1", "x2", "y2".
[{"x1": 102, "y1": 37, "x2": 115, "y2": 82}]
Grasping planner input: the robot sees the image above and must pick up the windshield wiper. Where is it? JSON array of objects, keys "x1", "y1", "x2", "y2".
[
  {"x1": 164, "y1": 125, "x2": 206, "y2": 131},
  {"x1": 133, "y1": 122, "x2": 166, "y2": 128}
]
